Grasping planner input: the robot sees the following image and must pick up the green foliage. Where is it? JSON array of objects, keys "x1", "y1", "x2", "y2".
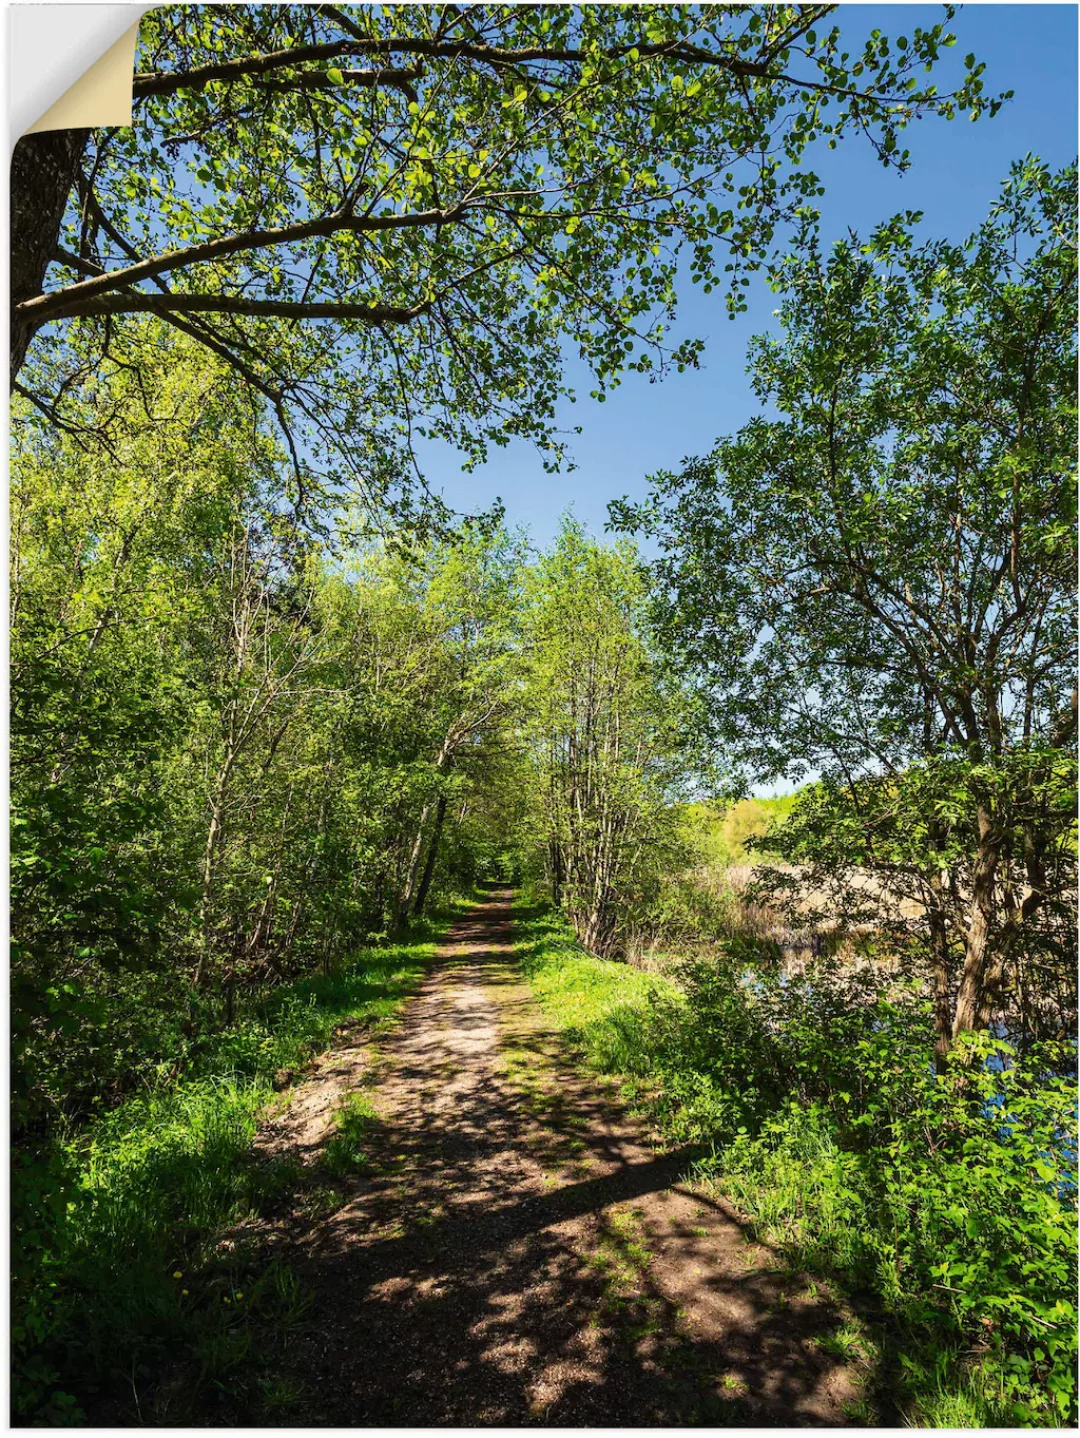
[
  {"x1": 23, "y1": 6, "x2": 1001, "y2": 514},
  {"x1": 11, "y1": 927, "x2": 437, "y2": 1425},
  {"x1": 514, "y1": 900, "x2": 1078, "y2": 1426},
  {"x1": 615, "y1": 160, "x2": 1078, "y2": 1048},
  {"x1": 679, "y1": 795, "x2": 799, "y2": 866},
  {"x1": 11, "y1": 342, "x2": 524, "y2": 1142},
  {"x1": 517, "y1": 516, "x2": 714, "y2": 954},
  {"x1": 515, "y1": 904, "x2": 668, "y2": 1049},
  {"x1": 754, "y1": 760, "x2": 1078, "y2": 1044}
]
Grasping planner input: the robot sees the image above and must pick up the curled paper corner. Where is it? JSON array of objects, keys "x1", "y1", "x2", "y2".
[
  {"x1": 11, "y1": 5, "x2": 148, "y2": 140},
  {"x1": 25, "y1": 19, "x2": 141, "y2": 134}
]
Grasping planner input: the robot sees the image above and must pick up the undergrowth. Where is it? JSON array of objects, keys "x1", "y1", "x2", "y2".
[
  {"x1": 12, "y1": 913, "x2": 454, "y2": 1426},
  {"x1": 513, "y1": 899, "x2": 1078, "y2": 1429}
]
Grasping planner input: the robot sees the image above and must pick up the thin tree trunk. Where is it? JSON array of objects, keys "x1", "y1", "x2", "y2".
[
  {"x1": 399, "y1": 802, "x2": 431, "y2": 918},
  {"x1": 194, "y1": 748, "x2": 236, "y2": 986},
  {"x1": 549, "y1": 837, "x2": 564, "y2": 907},
  {"x1": 412, "y1": 794, "x2": 447, "y2": 918},
  {"x1": 952, "y1": 805, "x2": 1000, "y2": 1039}
]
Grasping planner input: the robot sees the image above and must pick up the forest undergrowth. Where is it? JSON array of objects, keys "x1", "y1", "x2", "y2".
[
  {"x1": 513, "y1": 897, "x2": 1078, "y2": 1428},
  {"x1": 12, "y1": 912, "x2": 457, "y2": 1426}
]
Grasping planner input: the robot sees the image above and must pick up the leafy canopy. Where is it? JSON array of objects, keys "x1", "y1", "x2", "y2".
[{"x1": 18, "y1": 3, "x2": 1002, "y2": 523}]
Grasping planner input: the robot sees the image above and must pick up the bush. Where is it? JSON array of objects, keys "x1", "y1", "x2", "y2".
[{"x1": 513, "y1": 900, "x2": 1078, "y2": 1426}]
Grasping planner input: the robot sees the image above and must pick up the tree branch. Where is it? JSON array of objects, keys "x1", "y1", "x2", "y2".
[
  {"x1": 54, "y1": 245, "x2": 286, "y2": 405},
  {"x1": 132, "y1": 29, "x2": 969, "y2": 112},
  {"x1": 134, "y1": 42, "x2": 426, "y2": 98},
  {"x1": 12, "y1": 379, "x2": 120, "y2": 452},
  {"x1": 29, "y1": 291, "x2": 433, "y2": 324},
  {"x1": 22, "y1": 205, "x2": 472, "y2": 324},
  {"x1": 131, "y1": 34, "x2": 790, "y2": 103}
]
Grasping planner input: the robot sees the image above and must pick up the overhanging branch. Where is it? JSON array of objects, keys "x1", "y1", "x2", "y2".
[
  {"x1": 28, "y1": 291, "x2": 433, "y2": 324},
  {"x1": 131, "y1": 25, "x2": 962, "y2": 112},
  {"x1": 132, "y1": 33, "x2": 790, "y2": 103},
  {"x1": 22, "y1": 204, "x2": 469, "y2": 325}
]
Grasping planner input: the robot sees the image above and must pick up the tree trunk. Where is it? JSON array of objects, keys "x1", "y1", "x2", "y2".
[
  {"x1": 952, "y1": 806, "x2": 1001, "y2": 1039},
  {"x1": 398, "y1": 802, "x2": 431, "y2": 920},
  {"x1": 927, "y1": 867, "x2": 953, "y2": 1073},
  {"x1": 549, "y1": 837, "x2": 564, "y2": 907},
  {"x1": 412, "y1": 795, "x2": 447, "y2": 918},
  {"x1": 194, "y1": 749, "x2": 236, "y2": 987},
  {"x1": 11, "y1": 129, "x2": 88, "y2": 382}
]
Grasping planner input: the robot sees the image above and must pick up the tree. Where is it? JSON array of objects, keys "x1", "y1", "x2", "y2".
[
  {"x1": 10, "y1": 334, "x2": 284, "y2": 1122},
  {"x1": 189, "y1": 523, "x2": 327, "y2": 990},
  {"x1": 614, "y1": 159, "x2": 1077, "y2": 1059},
  {"x1": 521, "y1": 517, "x2": 707, "y2": 955},
  {"x1": 13, "y1": 4, "x2": 1000, "y2": 517},
  {"x1": 376, "y1": 523, "x2": 526, "y2": 921}
]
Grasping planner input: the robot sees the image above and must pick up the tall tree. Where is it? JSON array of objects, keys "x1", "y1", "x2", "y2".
[
  {"x1": 14, "y1": 4, "x2": 1000, "y2": 516},
  {"x1": 522, "y1": 517, "x2": 706, "y2": 955},
  {"x1": 615, "y1": 159, "x2": 1078, "y2": 1057},
  {"x1": 10, "y1": 335, "x2": 285, "y2": 1122}
]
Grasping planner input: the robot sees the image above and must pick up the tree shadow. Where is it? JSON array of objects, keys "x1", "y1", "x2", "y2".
[{"x1": 244, "y1": 893, "x2": 871, "y2": 1425}]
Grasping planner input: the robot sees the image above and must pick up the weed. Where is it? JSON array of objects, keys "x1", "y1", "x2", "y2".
[
  {"x1": 818, "y1": 1320, "x2": 868, "y2": 1362},
  {"x1": 322, "y1": 1092, "x2": 379, "y2": 1177},
  {"x1": 257, "y1": 1373, "x2": 306, "y2": 1415},
  {"x1": 512, "y1": 900, "x2": 1079, "y2": 1428}
]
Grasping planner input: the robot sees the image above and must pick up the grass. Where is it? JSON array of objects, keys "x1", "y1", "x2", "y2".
[
  {"x1": 510, "y1": 897, "x2": 1077, "y2": 1429},
  {"x1": 514, "y1": 904, "x2": 676, "y2": 1080},
  {"x1": 322, "y1": 1092, "x2": 380, "y2": 1177},
  {"x1": 14, "y1": 910, "x2": 460, "y2": 1426}
]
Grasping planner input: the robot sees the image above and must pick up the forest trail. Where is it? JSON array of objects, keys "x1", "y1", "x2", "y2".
[{"x1": 242, "y1": 889, "x2": 861, "y2": 1425}]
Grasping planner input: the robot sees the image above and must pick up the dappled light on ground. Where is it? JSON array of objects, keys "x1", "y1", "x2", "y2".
[{"x1": 244, "y1": 890, "x2": 862, "y2": 1424}]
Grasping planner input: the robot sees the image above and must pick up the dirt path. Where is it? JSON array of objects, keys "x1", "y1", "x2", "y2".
[{"x1": 248, "y1": 889, "x2": 861, "y2": 1425}]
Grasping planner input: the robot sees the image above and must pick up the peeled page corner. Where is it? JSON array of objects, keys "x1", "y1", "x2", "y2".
[
  {"x1": 24, "y1": 18, "x2": 141, "y2": 134},
  {"x1": 12, "y1": 6, "x2": 146, "y2": 139}
]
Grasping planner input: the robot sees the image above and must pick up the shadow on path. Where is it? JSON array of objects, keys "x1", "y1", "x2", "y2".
[{"x1": 261, "y1": 889, "x2": 863, "y2": 1425}]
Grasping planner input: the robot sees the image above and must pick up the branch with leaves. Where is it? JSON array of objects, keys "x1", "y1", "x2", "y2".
[{"x1": 13, "y1": 3, "x2": 1003, "y2": 526}]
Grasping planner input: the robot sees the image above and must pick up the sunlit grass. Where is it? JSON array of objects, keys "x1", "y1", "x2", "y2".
[
  {"x1": 17, "y1": 919, "x2": 450, "y2": 1424},
  {"x1": 513, "y1": 904, "x2": 676, "y2": 1080}
]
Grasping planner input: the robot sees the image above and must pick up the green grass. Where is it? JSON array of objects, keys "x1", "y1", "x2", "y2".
[
  {"x1": 514, "y1": 903, "x2": 676, "y2": 1078},
  {"x1": 322, "y1": 1091, "x2": 380, "y2": 1177},
  {"x1": 13, "y1": 912, "x2": 457, "y2": 1426},
  {"x1": 511, "y1": 898, "x2": 1077, "y2": 1429}
]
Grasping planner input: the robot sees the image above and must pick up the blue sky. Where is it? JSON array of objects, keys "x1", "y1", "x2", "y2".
[{"x1": 417, "y1": 4, "x2": 1078, "y2": 546}]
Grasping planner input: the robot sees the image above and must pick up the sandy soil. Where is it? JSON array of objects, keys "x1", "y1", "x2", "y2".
[{"x1": 242, "y1": 888, "x2": 862, "y2": 1425}]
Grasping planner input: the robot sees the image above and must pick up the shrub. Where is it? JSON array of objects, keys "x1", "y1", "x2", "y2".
[{"x1": 514, "y1": 901, "x2": 1078, "y2": 1426}]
